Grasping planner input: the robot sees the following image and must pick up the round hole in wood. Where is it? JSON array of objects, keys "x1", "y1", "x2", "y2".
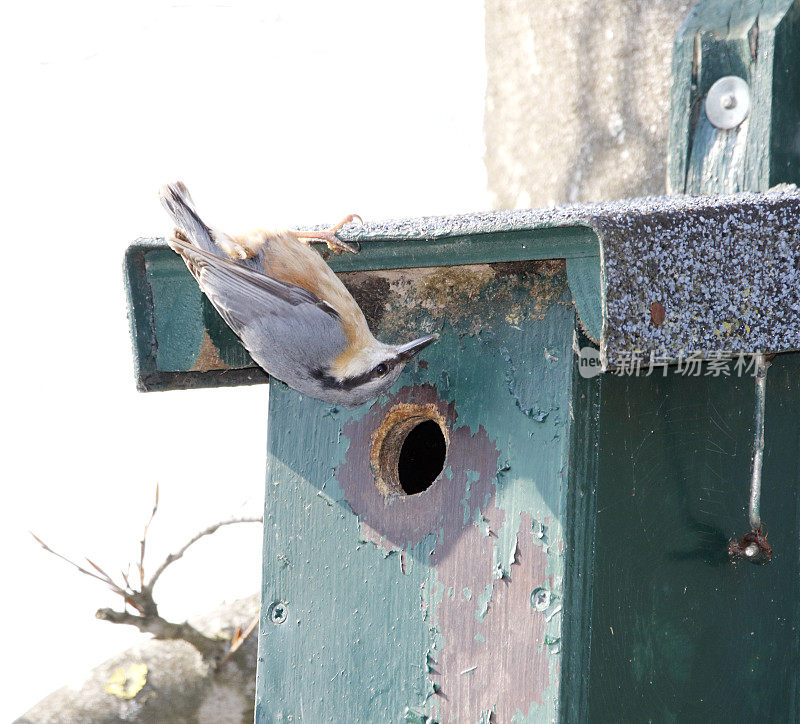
[{"x1": 370, "y1": 403, "x2": 448, "y2": 496}]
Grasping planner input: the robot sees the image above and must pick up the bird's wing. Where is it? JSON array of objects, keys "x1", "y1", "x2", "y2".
[{"x1": 169, "y1": 238, "x2": 340, "y2": 332}]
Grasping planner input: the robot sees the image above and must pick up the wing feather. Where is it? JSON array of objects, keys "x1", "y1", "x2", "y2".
[{"x1": 169, "y1": 238, "x2": 340, "y2": 323}]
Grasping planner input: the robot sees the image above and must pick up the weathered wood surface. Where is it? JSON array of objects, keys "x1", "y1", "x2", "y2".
[
  {"x1": 668, "y1": 0, "x2": 800, "y2": 194},
  {"x1": 256, "y1": 261, "x2": 578, "y2": 721}
]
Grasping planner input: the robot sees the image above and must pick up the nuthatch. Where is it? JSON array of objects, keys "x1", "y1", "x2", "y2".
[{"x1": 160, "y1": 182, "x2": 437, "y2": 406}]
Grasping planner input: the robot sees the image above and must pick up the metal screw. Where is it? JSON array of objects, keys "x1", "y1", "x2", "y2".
[
  {"x1": 705, "y1": 76, "x2": 750, "y2": 130},
  {"x1": 531, "y1": 588, "x2": 551, "y2": 612},
  {"x1": 269, "y1": 601, "x2": 288, "y2": 624}
]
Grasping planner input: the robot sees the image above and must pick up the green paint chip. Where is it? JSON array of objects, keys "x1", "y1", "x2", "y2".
[{"x1": 476, "y1": 583, "x2": 494, "y2": 621}]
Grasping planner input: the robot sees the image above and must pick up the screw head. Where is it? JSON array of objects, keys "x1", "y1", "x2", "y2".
[
  {"x1": 268, "y1": 601, "x2": 288, "y2": 624},
  {"x1": 744, "y1": 543, "x2": 760, "y2": 558},
  {"x1": 531, "y1": 587, "x2": 551, "y2": 612},
  {"x1": 705, "y1": 76, "x2": 750, "y2": 130}
]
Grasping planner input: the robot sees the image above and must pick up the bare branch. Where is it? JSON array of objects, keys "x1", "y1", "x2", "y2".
[
  {"x1": 33, "y1": 505, "x2": 263, "y2": 666},
  {"x1": 145, "y1": 516, "x2": 262, "y2": 593},
  {"x1": 96, "y1": 608, "x2": 227, "y2": 662},
  {"x1": 85, "y1": 558, "x2": 131, "y2": 602},
  {"x1": 84, "y1": 558, "x2": 119, "y2": 586},
  {"x1": 139, "y1": 484, "x2": 160, "y2": 588},
  {"x1": 31, "y1": 533, "x2": 124, "y2": 591}
]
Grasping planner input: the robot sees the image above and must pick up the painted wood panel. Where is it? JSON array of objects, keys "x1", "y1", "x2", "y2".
[
  {"x1": 256, "y1": 261, "x2": 578, "y2": 721},
  {"x1": 586, "y1": 352, "x2": 799, "y2": 721}
]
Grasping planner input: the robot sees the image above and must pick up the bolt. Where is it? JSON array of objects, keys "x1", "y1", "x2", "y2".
[
  {"x1": 269, "y1": 601, "x2": 288, "y2": 624},
  {"x1": 705, "y1": 76, "x2": 750, "y2": 130},
  {"x1": 531, "y1": 587, "x2": 551, "y2": 612}
]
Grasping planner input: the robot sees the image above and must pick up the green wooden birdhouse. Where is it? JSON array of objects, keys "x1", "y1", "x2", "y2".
[{"x1": 125, "y1": 1, "x2": 800, "y2": 720}]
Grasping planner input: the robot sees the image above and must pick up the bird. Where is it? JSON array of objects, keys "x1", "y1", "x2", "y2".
[{"x1": 159, "y1": 182, "x2": 437, "y2": 407}]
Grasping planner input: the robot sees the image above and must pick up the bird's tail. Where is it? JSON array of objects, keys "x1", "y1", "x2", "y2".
[{"x1": 159, "y1": 182, "x2": 217, "y2": 255}]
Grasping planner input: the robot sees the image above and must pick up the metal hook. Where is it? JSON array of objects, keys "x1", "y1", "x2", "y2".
[
  {"x1": 748, "y1": 353, "x2": 769, "y2": 532},
  {"x1": 729, "y1": 353, "x2": 773, "y2": 564}
]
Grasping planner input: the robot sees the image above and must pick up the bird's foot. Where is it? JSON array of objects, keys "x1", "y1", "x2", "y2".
[{"x1": 294, "y1": 214, "x2": 363, "y2": 254}]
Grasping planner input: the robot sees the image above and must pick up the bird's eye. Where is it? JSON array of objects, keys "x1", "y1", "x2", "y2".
[{"x1": 373, "y1": 363, "x2": 388, "y2": 376}]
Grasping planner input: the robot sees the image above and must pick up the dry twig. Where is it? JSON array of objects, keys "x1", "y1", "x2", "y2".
[
  {"x1": 31, "y1": 488, "x2": 262, "y2": 666},
  {"x1": 218, "y1": 613, "x2": 260, "y2": 668}
]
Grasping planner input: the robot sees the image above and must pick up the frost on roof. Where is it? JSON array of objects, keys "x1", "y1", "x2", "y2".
[{"x1": 596, "y1": 192, "x2": 800, "y2": 366}]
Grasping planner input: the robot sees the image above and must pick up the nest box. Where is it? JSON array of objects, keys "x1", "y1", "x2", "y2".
[{"x1": 124, "y1": 2, "x2": 800, "y2": 719}]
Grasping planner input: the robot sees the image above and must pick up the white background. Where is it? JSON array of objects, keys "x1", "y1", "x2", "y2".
[{"x1": 1, "y1": 1, "x2": 486, "y2": 718}]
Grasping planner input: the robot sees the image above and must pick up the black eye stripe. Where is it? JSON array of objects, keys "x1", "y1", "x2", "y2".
[{"x1": 312, "y1": 359, "x2": 395, "y2": 391}]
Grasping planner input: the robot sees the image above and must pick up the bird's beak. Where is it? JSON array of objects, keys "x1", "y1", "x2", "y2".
[{"x1": 396, "y1": 333, "x2": 439, "y2": 361}]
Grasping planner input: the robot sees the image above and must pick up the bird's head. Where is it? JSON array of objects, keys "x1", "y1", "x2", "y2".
[{"x1": 311, "y1": 333, "x2": 438, "y2": 407}]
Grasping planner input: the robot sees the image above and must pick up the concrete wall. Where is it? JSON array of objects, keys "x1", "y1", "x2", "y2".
[{"x1": 485, "y1": 0, "x2": 693, "y2": 208}]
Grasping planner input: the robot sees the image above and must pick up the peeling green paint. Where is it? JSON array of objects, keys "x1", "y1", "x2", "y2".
[
  {"x1": 403, "y1": 705, "x2": 436, "y2": 724},
  {"x1": 474, "y1": 583, "x2": 494, "y2": 622},
  {"x1": 462, "y1": 470, "x2": 479, "y2": 525},
  {"x1": 256, "y1": 261, "x2": 577, "y2": 721}
]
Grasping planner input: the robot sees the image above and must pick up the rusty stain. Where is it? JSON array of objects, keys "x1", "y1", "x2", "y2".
[
  {"x1": 370, "y1": 402, "x2": 449, "y2": 497},
  {"x1": 189, "y1": 330, "x2": 229, "y2": 372},
  {"x1": 650, "y1": 301, "x2": 666, "y2": 327},
  {"x1": 728, "y1": 527, "x2": 773, "y2": 564}
]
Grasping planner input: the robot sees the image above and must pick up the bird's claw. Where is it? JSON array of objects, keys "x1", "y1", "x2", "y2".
[{"x1": 295, "y1": 214, "x2": 363, "y2": 254}]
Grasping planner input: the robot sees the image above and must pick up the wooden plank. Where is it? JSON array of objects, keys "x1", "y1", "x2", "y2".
[
  {"x1": 124, "y1": 241, "x2": 267, "y2": 391},
  {"x1": 559, "y1": 331, "x2": 602, "y2": 723},
  {"x1": 668, "y1": 0, "x2": 800, "y2": 194},
  {"x1": 256, "y1": 261, "x2": 578, "y2": 721}
]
